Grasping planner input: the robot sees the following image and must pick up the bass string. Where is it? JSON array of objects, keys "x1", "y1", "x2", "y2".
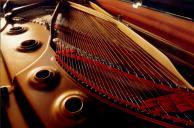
[{"x1": 54, "y1": 8, "x2": 192, "y2": 122}]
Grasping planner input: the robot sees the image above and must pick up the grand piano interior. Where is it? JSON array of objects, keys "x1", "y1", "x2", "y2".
[{"x1": 0, "y1": 0, "x2": 194, "y2": 128}]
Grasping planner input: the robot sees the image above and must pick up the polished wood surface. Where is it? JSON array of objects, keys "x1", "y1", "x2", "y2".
[{"x1": 96, "y1": 0, "x2": 194, "y2": 54}]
